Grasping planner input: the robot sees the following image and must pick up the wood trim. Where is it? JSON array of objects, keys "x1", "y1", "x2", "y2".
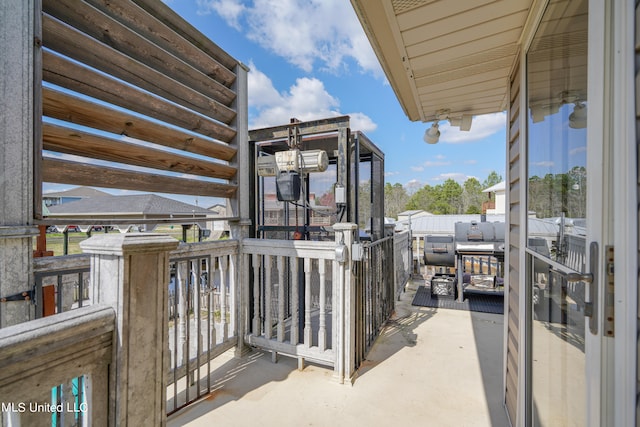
[
  {"x1": 42, "y1": 123, "x2": 237, "y2": 180},
  {"x1": 43, "y1": 158, "x2": 237, "y2": 198},
  {"x1": 43, "y1": 87, "x2": 236, "y2": 161},
  {"x1": 43, "y1": 51, "x2": 236, "y2": 143}
]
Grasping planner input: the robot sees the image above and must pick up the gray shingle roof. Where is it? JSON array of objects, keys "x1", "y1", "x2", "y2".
[
  {"x1": 43, "y1": 186, "x2": 112, "y2": 198},
  {"x1": 48, "y1": 194, "x2": 213, "y2": 216}
]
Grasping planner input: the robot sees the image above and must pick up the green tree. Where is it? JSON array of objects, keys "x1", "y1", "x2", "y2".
[
  {"x1": 462, "y1": 177, "x2": 484, "y2": 214},
  {"x1": 384, "y1": 182, "x2": 409, "y2": 218},
  {"x1": 405, "y1": 184, "x2": 434, "y2": 211},
  {"x1": 482, "y1": 171, "x2": 503, "y2": 189},
  {"x1": 438, "y1": 179, "x2": 464, "y2": 214}
]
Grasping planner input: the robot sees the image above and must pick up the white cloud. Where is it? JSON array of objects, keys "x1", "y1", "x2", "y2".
[
  {"x1": 570, "y1": 146, "x2": 586, "y2": 156},
  {"x1": 348, "y1": 112, "x2": 377, "y2": 133},
  {"x1": 423, "y1": 160, "x2": 451, "y2": 167},
  {"x1": 533, "y1": 161, "x2": 555, "y2": 167},
  {"x1": 409, "y1": 158, "x2": 450, "y2": 172},
  {"x1": 440, "y1": 112, "x2": 506, "y2": 144},
  {"x1": 197, "y1": 0, "x2": 245, "y2": 29},
  {"x1": 464, "y1": 159, "x2": 478, "y2": 165},
  {"x1": 431, "y1": 172, "x2": 471, "y2": 183},
  {"x1": 248, "y1": 62, "x2": 376, "y2": 131},
  {"x1": 198, "y1": 0, "x2": 381, "y2": 76}
]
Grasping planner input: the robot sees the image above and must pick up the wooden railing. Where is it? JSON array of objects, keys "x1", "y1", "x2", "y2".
[{"x1": 0, "y1": 305, "x2": 114, "y2": 427}]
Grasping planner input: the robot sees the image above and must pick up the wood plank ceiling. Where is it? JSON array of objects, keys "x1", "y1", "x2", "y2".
[{"x1": 351, "y1": 0, "x2": 534, "y2": 123}]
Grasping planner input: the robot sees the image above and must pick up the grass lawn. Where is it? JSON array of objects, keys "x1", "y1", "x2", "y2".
[{"x1": 37, "y1": 225, "x2": 203, "y2": 256}]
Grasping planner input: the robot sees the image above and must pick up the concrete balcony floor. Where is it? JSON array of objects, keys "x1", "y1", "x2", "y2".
[{"x1": 169, "y1": 279, "x2": 510, "y2": 427}]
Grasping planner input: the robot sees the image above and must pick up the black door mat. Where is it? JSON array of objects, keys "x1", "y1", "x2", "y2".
[{"x1": 411, "y1": 286, "x2": 504, "y2": 315}]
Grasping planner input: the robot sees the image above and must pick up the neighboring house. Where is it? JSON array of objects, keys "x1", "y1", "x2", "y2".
[
  {"x1": 396, "y1": 209, "x2": 433, "y2": 222},
  {"x1": 481, "y1": 181, "x2": 506, "y2": 215},
  {"x1": 42, "y1": 186, "x2": 111, "y2": 207},
  {"x1": 352, "y1": 1, "x2": 638, "y2": 425},
  {"x1": 207, "y1": 203, "x2": 229, "y2": 239},
  {"x1": 48, "y1": 194, "x2": 213, "y2": 232}
]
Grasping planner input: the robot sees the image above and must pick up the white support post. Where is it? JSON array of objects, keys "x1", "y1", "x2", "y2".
[
  {"x1": 220, "y1": 255, "x2": 229, "y2": 341},
  {"x1": 290, "y1": 257, "x2": 299, "y2": 346},
  {"x1": 277, "y1": 256, "x2": 285, "y2": 343},
  {"x1": 303, "y1": 258, "x2": 312, "y2": 348},
  {"x1": 264, "y1": 255, "x2": 272, "y2": 340},
  {"x1": 333, "y1": 223, "x2": 357, "y2": 384},
  {"x1": 318, "y1": 258, "x2": 327, "y2": 351},
  {"x1": 80, "y1": 233, "x2": 178, "y2": 427}
]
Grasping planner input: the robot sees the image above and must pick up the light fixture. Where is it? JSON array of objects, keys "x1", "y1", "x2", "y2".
[
  {"x1": 423, "y1": 122, "x2": 440, "y2": 144},
  {"x1": 448, "y1": 114, "x2": 473, "y2": 131},
  {"x1": 569, "y1": 102, "x2": 587, "y2": 129},
  {"x1": 424, "y1": 109, "x2": 473, "y2": 144}
]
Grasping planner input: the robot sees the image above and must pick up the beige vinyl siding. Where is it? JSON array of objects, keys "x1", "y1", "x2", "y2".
[{"x1": 505, "y1": 58, "x2": 521, "y2": 423}]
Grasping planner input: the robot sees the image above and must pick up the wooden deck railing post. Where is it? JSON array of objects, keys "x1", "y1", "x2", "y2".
[
  {"x1": 333, "y1": 223, "x2": 357, "y2": 384},
  {"x1": 80, "y1": 234, "x2": 178, "y2": 426}
]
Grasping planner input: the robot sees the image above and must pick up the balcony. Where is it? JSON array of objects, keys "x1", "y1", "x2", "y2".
[
  {"x1": 169, "y1": 278, "x2": 509, "y2": 427},
  {"x1": 1, "y1": 227, "x2": 420, "y2": 425}
]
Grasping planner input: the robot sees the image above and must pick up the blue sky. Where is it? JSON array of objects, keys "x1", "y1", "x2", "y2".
[{"x1": 166, "y1": 0, "x2": 507, "y2": 192}]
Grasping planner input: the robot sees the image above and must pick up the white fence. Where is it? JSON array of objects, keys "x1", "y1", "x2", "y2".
[{"x1": 241, "y1": 238, "x2": 338, "y2": 368}]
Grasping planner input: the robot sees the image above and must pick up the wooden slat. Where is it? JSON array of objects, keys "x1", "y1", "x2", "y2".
[
  {"x1": 132, "y1": 0, "x2": 239, "y2": 72},
  {"x1": 43, "y1": 123, "x2": 236, "y2": 180},
  {"x1": 43, "y1": 0, "x2": 236, "y2": 109},
  {"x1": 43, "y1": 88, "x2": 236, "y2": 161},
  {"x1": 43, "y1": 51, "x2": 236, "y2": 143},
  {"x1": 43, "y1": 158, "x2": 237, "y2": 198},
  {"x1": 42, "y1": 13, "x2": 236, "y2": 125},
  {"x1": 83, "y1": 0, "x2": 236, "y2": 87}
]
